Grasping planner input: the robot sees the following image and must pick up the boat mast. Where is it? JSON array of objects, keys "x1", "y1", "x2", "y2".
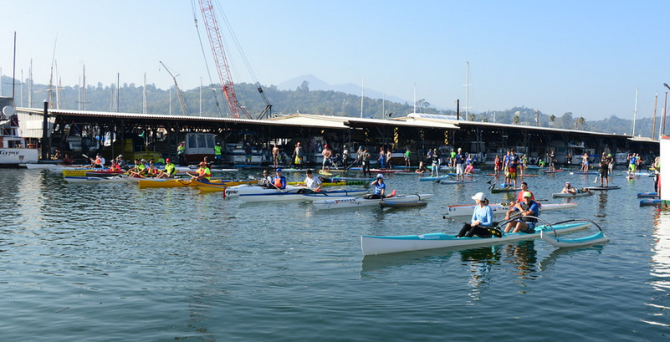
[
  {"x1": 632, "y1": 87, "x2": 638, "y2": 136},
  {"x1": 360, "y1": 78, "x2": 364, "y2": 118},
  {"x1": 652, "y1": 92, "x2": 658, "y2": 139},
  {"x1": 464, "y1": 62, "x2": 471, "y2": 119}
]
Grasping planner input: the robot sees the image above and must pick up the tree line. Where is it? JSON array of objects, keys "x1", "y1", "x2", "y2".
[{"x1": 0, "y1": 76, "x2": 658, "y2": 138}]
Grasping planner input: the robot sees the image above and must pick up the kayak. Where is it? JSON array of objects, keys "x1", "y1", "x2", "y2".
[
  {"x1": 552, "y1": 190, "x2": 593, "y2": 198},
  {"x1": 138, "y1": 178, "x2": 192, "y2": 189},
  {"x1": 570, "y1": 171, "x2": 598, "y2": 175},
  {"x1": 380, "y1": 201, "x2": 428, "y2": 208},
  {"x1": 540, "y1": 220, "x2": 609, "y2": 248},
  {"x1": 640, "y1": 199, "x2": 662, "y2": 206},
  {"x1": 224, "y1": 184, "x2": 301, "y2": 198},
  {"x1": 544, "y1": 169, "x2": 564, "y2": 173},
  {"x1": 438, "y1": 179, "x2": 476, "y2": 184},
  {"x1": 361, "y1": 220, "x2": 591, "y2": 256},
  {"x1": 637, "y1": 192, "x2": 659, "y2": 198},
  {"x1": 239, "y1": 188, "x2": 367, "y2": 203},
  {"x1": 419, "y1": 176, "x2": 448, "y2": 182},
  {"x1": 584, "y1": 186, "x2": 620, "y2": 191},
  {"x1": 313, "y1": 193, "x2": 434, "y2": 210},
  {"x1": 64, "y1": 175, "x2": 130, "y2": 183},
  {"x1": 443, "y1": 202, "x2": 577, "y2": 218},
  {"x1": 490, "y1": 187, "x2": 519, "y2": 193},
  {"x1": 301, "y1": 189, "x2": 370, "y2": 201},
  {"x1": 195, "y1": 180, "x2": 259, "y2": 192}
]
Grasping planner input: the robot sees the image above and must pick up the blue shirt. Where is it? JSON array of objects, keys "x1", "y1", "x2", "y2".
[
  {"x1": 374, "y1": 181, "x2": 386, "y2": 195},
  {"x1": 471, "y1": 205, "x2": 493, "y2": 227},
  {"x1": 515, "y1": 200, "x2": 539, "y2": 222}
]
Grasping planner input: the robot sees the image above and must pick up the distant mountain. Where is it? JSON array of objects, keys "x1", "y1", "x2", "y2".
[{"x1": 278, "y1": 74, "x2": 409, "y2": 104}]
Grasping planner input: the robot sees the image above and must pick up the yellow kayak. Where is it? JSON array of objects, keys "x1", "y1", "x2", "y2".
[
  {"x1": 138, "y1": 178, "x2": 192, "y2": 189},
  {"x1": 195, "y1": 179, "x2": 258, "y2": 192}
]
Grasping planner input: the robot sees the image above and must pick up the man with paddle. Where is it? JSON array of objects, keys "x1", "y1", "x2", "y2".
[
  {"x1": 504, "y1": 192, "x2": 540, "y2": 234},
  {"x1": 303, "y1": 169, "x2": 323, "y2": 192},
  {"x1": 272, "y1": 168, "x2": 287, "y2": 190}
]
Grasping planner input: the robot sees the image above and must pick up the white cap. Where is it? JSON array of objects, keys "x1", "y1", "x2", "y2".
[
  {"x1": 376, "y1": 174, "x2": 384, "y2": 179},
  {"x1": 471, "y1": 192, "x2": 486, "y2": 201}
]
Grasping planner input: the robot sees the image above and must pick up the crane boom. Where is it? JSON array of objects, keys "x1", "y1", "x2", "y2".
[
  {"x1": 198, "y1": 0, "x2": 251, "y2": 119},
  {"x1": 160, "y1": 61, "x2": 190, "y2": 116}
]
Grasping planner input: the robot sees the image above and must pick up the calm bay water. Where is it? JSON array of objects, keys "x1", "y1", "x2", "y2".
[{"x1": 0, "y1": 167, "x2": 668, "y2": 341}]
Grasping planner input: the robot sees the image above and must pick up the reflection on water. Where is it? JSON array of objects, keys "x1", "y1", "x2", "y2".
[{"x1": 646, "y1": 210, "x2": 670, "y2": 327}]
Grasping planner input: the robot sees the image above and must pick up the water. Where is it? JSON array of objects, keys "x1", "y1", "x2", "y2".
[{"x1": 0, "y1": 168, "x2": 668, "y2": 341}]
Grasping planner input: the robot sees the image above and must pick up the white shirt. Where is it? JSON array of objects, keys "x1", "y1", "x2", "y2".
[{"x1": 304, "y1": 175, "x2": 322, "y2": 189}]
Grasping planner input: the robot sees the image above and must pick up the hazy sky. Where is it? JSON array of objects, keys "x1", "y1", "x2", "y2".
[{"x1": 1, "y1": 0, "x2": 669, "y2": 121}]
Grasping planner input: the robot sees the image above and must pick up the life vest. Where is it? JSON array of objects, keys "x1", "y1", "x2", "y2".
[
  {"x1": 274, "y1": 177, "x2": 283, "y2": 188},
  {"x1": 95, "y1": 157, "x2": 102, "y2": 165}
]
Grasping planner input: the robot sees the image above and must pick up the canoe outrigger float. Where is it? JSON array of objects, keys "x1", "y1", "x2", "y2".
[
  {"x1": 540, "y1": 219, "x2": 610, "y2": 248},
  {"x1": 361, "y1": 218, "x2": 595, "y2": 256}
]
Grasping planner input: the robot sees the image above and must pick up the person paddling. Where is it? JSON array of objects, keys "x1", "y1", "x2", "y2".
[
  {"x1": 273, "y1": 168, "x2": 287, "y2": 190},
  {"x1": 457, "y1": 192, "x2": 495, "y2": 238},
  {"x1": 504, "y1": 192, "x2": 539, "y2": 234}
]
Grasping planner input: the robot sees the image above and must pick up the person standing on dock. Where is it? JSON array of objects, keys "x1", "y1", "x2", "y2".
[
  {"x1": 272, "y1": 144, "x2": 280, "y2": 168},
  {"x1": 214, "y1": 142, "x2": 223, "y2": 165},
  {"x1": 292, "y1": 142, "x2": 304, "y2": 169},
  {"x1": 321, "y1": 144, "x2": 332, "y2": 173},
  {"x1": 404, "y1": 147, "x2": 411, "y2": 167},
  {"x1": 361, "y1": 148, "x2": 371, "y2": 177},
  {"x1": 177, "y1": 142, "x2": 186, "y2": 166}
]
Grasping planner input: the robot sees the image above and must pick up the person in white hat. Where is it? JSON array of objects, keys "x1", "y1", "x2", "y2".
[
  {"x1": 457, "y1": 192, "x2": 495, "y2": 238},
  {"x1": 368, "y1": 173, "x2": 391, "y2": 199}
]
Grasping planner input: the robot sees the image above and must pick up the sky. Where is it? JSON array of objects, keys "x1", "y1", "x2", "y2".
[{"x1": 1, "y1": 0, "x2": 670, "y2": 121}]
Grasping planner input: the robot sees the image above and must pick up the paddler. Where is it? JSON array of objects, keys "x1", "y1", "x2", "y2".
[
  {"x1": 303, "y1": 169, "x2": 322, "y2": 192},
  {"x1": 504, "y1": 192, "x2": 539, "y2": 234},
  {"x1": 273, "y1": 168, "x2": 287, "y2": 189},
  {"x1": 192, "y1": 162, "x2": 211, "y2": 182},
  {"x1": 457, "y1": 192, "x2": 495, "y2": 238},
  {"x1": 156, "y1": 158, "x2": 176, "y2": 178}
]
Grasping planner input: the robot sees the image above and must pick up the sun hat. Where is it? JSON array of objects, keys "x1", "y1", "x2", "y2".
[
  {"x1": 376, "y1": 173, "x2": 384, "y2": 179},
  {"x1": 471, "y1": 192, "x2": 486, "y2": 201},
  {"x1": 523, "y1": 191, "x2": 533, "y2": 198}
]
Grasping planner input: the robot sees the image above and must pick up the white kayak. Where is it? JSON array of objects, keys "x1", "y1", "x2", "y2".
[
  {"x1": 64, "y1": 175, "x2": 131, "y2": 183},
  {"x1": 313, "y1": 193, "x2": 434, "y2": 210},
  {"x1": 443, "y1": 202, "x2": 577, "y2": 218},
  {"x1": 552, "y1": 190, "x2": 593, "y2": 198},
  {"x1": 361, "y1": 220, "x2": 591, "y2": 256},
  {"x1": 239, "y1": 188, "x2": 369, "y2": 203},
  {"x1": 225, "y1": 184, "x2": 301, "y2": 197},
  {"x1": 301, "y1": 189, "x2": 369, "y2": 201}
]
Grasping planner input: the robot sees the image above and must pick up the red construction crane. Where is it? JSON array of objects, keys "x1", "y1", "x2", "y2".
[{"x1": 198, "y1": 0, "x2": 251, "y2": 119}]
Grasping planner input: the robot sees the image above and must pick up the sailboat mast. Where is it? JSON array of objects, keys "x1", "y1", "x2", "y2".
[
  {"x1": 464, "y1": 62, "x2": 471, "y2": 119},
  {"x1": 652, "y1": 92, "x2": 658, "y2": 139},
  {"x1": 632, "y1": 87, "x2": 638, "y2": 136}
]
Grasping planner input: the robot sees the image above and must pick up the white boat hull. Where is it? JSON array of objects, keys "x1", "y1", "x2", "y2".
[
  {"x1": 313, "y1": 194, "x2": 433, "y2": 210},
  {"x1": 552, "y1": 191, "x2": 593, "y2": 198}
]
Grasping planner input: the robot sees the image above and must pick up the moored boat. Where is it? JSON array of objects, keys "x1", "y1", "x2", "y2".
[{"x1": 361, "y1": 219, "x2": 591, "y2": 256}]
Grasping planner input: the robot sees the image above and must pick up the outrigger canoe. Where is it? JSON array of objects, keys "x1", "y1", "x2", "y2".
[
  {"x1": 138, "y1": 178, "x2": 192, "y2": 188},
  {"x1": 443, "y1": 202, "x2": 577, "y2": 218},
  {"x1": 552, "y1": 190, "x2": 593, "y2": 198},
  {"x1": 361, "y1": 219, "x2": 591, "y2": 256},
  {"x1": 313, "y1": 193, "x2": 433, "y2": 210}
]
